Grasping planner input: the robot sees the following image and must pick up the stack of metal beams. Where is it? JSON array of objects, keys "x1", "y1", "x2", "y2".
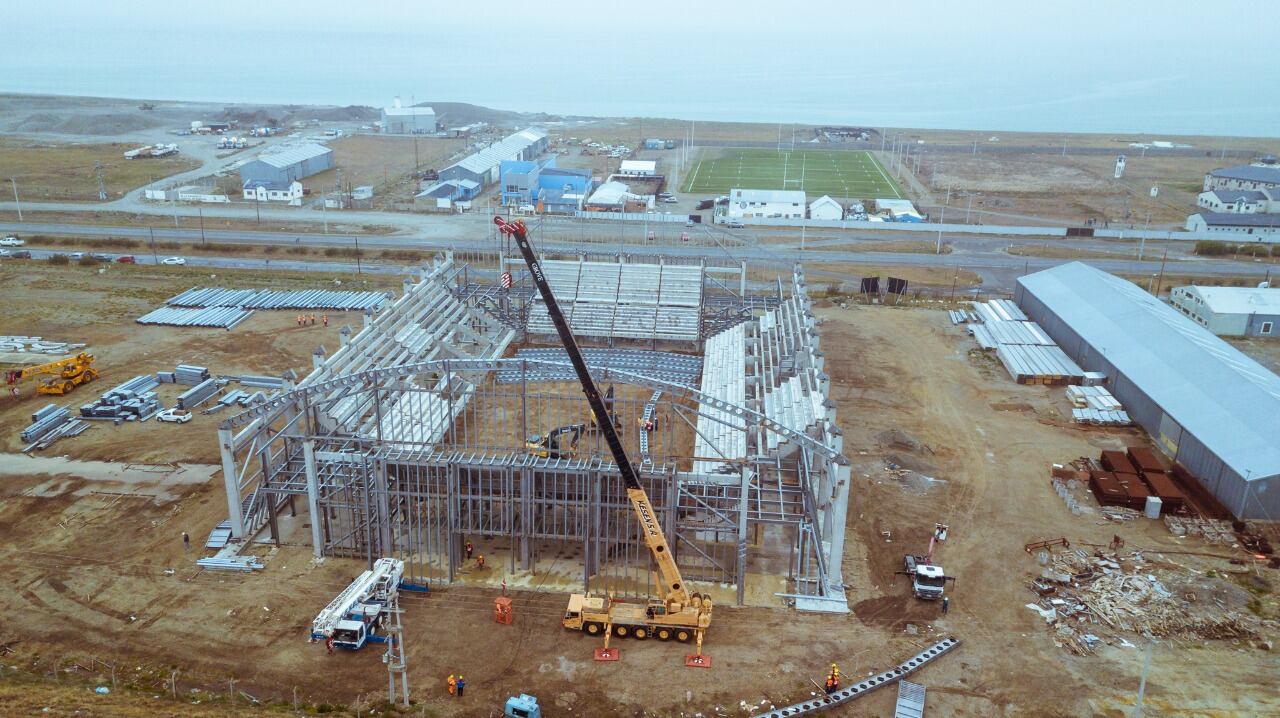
[
  {"x1": 21, "y1": 404, "x2": 72, "y2": 443},
  {"x1": 166, "y1": 287, "x2": 389, "y2": 311},
  {"x1": 80, "y1": 375, "x2": 162, "y2": 420},
  {"x1": 177, "y1": 378, "x2": 222, "y2": 410},
  {"x1": 196, "y1": 556, "x2": 264, "y2": 572}
]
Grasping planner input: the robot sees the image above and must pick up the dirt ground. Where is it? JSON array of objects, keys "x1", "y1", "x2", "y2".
[
  {"x1": 302, "y1": 135, "x2": 466, "y2": 205},
  {"x1": 0, "y1": 139, "x2": 198, "y2": 201},
  {"x1": 0, "y1": 273, "x2": 1277, "y2": 715}
]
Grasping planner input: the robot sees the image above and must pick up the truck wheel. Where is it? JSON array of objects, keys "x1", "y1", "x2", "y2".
[
  {"x1": 614, "y1": 625, "x2": 629, "y2": 638},
  {"x1": 675, "y1": 629, "x2": 691, "y2": 643},
  {"x1": 656, "y1": 628, "x2": 672, "y2": 641},
  {"x1": 585, "y1": 622, "x2": 602, "y2": 636},
  {"x1": 634, "y1": 627, "x2": 649, "y2": 640}
]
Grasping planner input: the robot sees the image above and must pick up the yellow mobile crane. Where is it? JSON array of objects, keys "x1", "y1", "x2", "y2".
[
  {"x1": 5, "y1": 353, "x2": 99, "y2": 396},
  {"x1": 494, "y1": 217, "x2": 712, "y2": 665}
]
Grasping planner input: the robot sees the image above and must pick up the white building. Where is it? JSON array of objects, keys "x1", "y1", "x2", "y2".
[
  {"x1": 808, "y1": 195, "x2": 843, "y2": 220},
  {"x1": 725, "y1": 188, "x2": 806, "y2": 220},
  {"x1": 1196, "y1": 188, "x2": 1280, "y2": 214},
  {"x1": 381, "y1": 98, "x2": 436, "y2": 134},
  {"x1": 1203, "y1": 161, "x2": 1280, "y2": 192},
  {"x1": 874, "y1": 198, "x2": 923, "y2": 221},
  {"x1": 1169, "y1": 285, "x2": 1280, "y2": 337},
  {"x1": 618, "y1": 160, "x2": 657, "y2": 177},
  {"x1": 1185, "y1": 212, "x2": 1280, "y2": 241},
  {"x1": 243, "y1": 179, "x2": 304, "y2": 205},
  {"x1": 584, "y1": 180, "x2": 652, "y2": 212}
]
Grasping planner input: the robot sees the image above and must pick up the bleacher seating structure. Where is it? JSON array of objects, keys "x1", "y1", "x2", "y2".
[
  {"x1": 692, "y1": 269, "x2": 832, "y2": 475},
  {"x1": 526, "y1": 260, "x2": 703, "y2": 342},
  {"x1": 300, "y1": 254, "x2": 515, "y2": 443}
]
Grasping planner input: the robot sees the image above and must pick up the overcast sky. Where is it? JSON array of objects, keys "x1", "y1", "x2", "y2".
[{"x1": 5, "y1": 1, "x2": 1277, "y2": 135}]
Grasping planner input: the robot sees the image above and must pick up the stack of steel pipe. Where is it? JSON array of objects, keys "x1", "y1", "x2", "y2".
[
  {"x1": 136, "y1": 306, "x2": 254, "y2": 329},
  {"x1": 80, "y1": 375, "x2": 162, "y2": 419},
  {"x1": 176, "y1": 378, "x2": 221, "y2": 410},
  {"x1": 166, "y1": 287, "x2": 389, "y2": 311},
  {"x1": 21, "y1": 404, "x2": 71, "y2": 444}
]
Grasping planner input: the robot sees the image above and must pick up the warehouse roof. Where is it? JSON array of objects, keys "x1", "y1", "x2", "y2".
[
  {"x1": 1192, "y1": 212, "x2": 1280, "y2": 227},
  {"x1": 450, "y1": 128, "x2": 548, "y2": 176},
  {"x1": 1179, "y1": 286, "x2": 1280, "y2": 315},
  {"x1": 383, "y1": 105, "x2": 435, "y2": 117},
  {"x1": 619, "y1": 160, "x2": 657, "y2": 174},
  {"x1": 1204, "y1": 190, "x2": 1265, "y2": 203},
  {"x1": 1209, "y1": 164, "x2": 1280, "y2": 183},
  {"x1": 1017, "y1": 262, "x2": 1280, "y2": 482},
  {"x1": 254, "y1": 143, "x2": 332, "y2": 169}
]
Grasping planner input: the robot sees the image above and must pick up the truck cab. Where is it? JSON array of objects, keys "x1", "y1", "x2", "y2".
[
  {"x1": 504, "y1": 694, "x2": 542, "y2": 718},
  {"x1": 909, "y1": 563, "x2": 948, "y2": 600},
  {"x1": 330, "y1": 620, "x2": 368, "y2": 649}
]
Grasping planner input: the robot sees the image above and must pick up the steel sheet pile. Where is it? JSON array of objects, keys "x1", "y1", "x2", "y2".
[
  {"x1": 1027, "y1": 548, "x2": 1257, "y2": 656},
  {"x1": 166, "y1": 287, "x2": 389, "y2": 311},
  {"x1": 81, "y1": 375, "x2": 162, "y2": 420}
]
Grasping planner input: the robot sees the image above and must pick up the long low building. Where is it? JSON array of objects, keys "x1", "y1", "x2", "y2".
[
  {"x1": 1185, "y1": 211, "x2": 1280, "y2": 240},
  {"x1": 239, "y1": 143, "x2": 333, "y2": 186},
  {"x1": 439, "y1": 128, "x2": 548, "y2": 188},
  {"x1": 1014, "y1": 262, "x2": 1280, "y2": 519}
]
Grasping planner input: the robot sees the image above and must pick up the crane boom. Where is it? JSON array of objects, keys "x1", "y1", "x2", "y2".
[{"x1": 494, "y1": 217, "x2": 688, "y2": 604}]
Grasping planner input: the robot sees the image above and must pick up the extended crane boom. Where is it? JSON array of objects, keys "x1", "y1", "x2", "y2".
[
  {"x1": 5, "y1": 352, "x2": 98, "y2": 396},
  {"x1": 494, "y1": 217, "x2": 711, "y2": 659},
  {"x1": 494, "y1": 217, "x2": 687, "y2": 602}
]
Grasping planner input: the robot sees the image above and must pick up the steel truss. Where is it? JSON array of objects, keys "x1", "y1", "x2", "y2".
[{"x1": 217, "y1": 358, "x2": 850, "y2": 609}]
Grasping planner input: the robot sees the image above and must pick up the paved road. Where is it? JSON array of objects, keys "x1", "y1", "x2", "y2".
[{"x1": 3, "y1": 220, "x2": 1273, "y2": 292}]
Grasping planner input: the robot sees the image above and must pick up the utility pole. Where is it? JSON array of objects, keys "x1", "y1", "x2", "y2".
[
  {"x1": 1138, "y1": 212, "x2": 1150, "y2": 261},
  {"x1": 9, "y1": 178, "x2": 21, "y2": 221},
  {"x1": 198, "y1": 206, "x2": 206, "y2": 245},
  {"x1": 936, "y1": 205, "x2": 946, "y2": 254},
  {"x1": 254, "y1": 194, "x2": 261, "y2": 224},
  {"x1": 148, "y1": 226, "x2": 159, "y2": 264},
  {"x1": 354, "y1": 235, "x2": 362, "y2": 275},
  {"x1": 965, "y1": 194, "x2": 974, "y2": 223},
  {"x1": 1154, "y1": 241, "x2": 1169, "y2": 296}
]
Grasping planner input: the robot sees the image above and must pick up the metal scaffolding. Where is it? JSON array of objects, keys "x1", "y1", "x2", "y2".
[{"x1": 215, "y1": 258, "x2": 851, "y2": 611}]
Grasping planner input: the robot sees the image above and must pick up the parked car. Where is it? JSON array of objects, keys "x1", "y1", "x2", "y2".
[
  {"x1": 161, "y1": 256, "x2": 187, "y2": 266},
  {"x1": 91, "y1": 253, "x2": 113, "y2": 262},
  {"x1": 0, "y1": 235, "x2": 24, "y2": 247},
  {"x1": 661, "y1": 197, "x2": 679, "y2": 204},
  {"x1": 156, "y1": 408, "x2": 192, "y2": 424},
  {"x1": 10, "y1": 250, "x2": 31, "y2": 259},
  {"x1": 68, "y1": 252, "x2": 85, "y2": 260},
  {"x1": 726, "y1": 220, "x2": 744, "y2": 229},
  {"x1": 115, "y1": 255, "x2": 137, "y2": 264},
  {"x1": 0, "y1": 249, "x2": 10, "y2": 258}
]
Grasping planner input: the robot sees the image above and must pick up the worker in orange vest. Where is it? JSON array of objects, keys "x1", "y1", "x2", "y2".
[
  {"x1": 447, "y1": 673, "x2": 456, "y2": 695},
  {"x1": 322, "y1": 314, "x2": 329, "y2": 327},
  {"x1": 477, "y1": 554, "x2": 485, "y2": 569}
]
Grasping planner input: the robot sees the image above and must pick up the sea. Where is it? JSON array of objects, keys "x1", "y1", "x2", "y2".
[{"x1": 3, "y1": 17, "x2": 1278, "y2": 138}]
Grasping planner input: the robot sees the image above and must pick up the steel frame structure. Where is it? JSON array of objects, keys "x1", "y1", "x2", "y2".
[{"x1": 216, "y1": 263, "x2": 851, "y2": 610}]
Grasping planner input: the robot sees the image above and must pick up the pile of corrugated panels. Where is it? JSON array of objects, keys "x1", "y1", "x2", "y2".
[
  {"x1": 971, "y1": 320, "x2": 1055, "y2": 349},
  {"x1": 1067, "y1": 385, "x2": 1132, "y2": 426},
  {"x1": 947, "y1": 310, "x2": 979, "y2": 325},
  {"x1": 971, "y1": 298, "x2": 1028, "y2": 323},
  {"x1": 177, "y1": 378, "x2": 222, "y2": 410},
  {"x1": 996, "y1": 345, "x2": 1084, "y2": 385},
  {"x1": 202, "y1": 388, "x2": 269, "y2": 414},
  {"x1": 0, "y1": 336, "x2": 88, "y2": 354},
  {"x1": 166, "y1": 287, "x2": 389, "y2": 311},
  {"x1": 196, "y1": 556, "x2": 264, "y2": 572},
  {"x1": 136, "y1": 306, "x2": 255, "y2": 329},
  {"x1": 80, "y1": 375, "x2": 162, "y2": 420}
]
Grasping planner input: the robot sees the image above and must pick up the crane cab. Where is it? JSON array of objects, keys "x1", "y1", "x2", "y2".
[
  {"x1": 504, "y1": 694, "x2": 542, "y2": 718},
  {"x1": 330, "y1": 620, "x2": 368, "y2": 650}
]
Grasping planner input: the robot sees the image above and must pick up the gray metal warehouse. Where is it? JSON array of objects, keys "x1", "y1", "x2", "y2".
[
  {"x1": 238, "y1": 143, "x2": 334, "y2": 186},
  {"x1": 1015, "y1": 262, "x2": 1280, "y2": 520}
]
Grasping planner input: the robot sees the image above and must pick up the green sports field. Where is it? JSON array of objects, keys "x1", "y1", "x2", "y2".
[{"x1": 682, "y1": 148, "x2": 901, "y2": 199}]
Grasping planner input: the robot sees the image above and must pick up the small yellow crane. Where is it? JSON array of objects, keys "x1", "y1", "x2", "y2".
[{"x1": 5, "y1": 353, "x2": 99, "y2": 396}]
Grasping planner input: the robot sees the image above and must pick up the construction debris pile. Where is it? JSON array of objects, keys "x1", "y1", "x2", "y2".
[
  {"x1": 962, "y1": 299, "x2": 1084, "y2": 385},
  {"x1": 0, "y1": 336, "x2": 87, "y2": 355},
  {"x1": 1056, "y1": 447, "x2": 1186, "y2": 516},
  {"x1": 1027, "y1": 548, "x2": 1259, "y2": 655},
  {"x1": 1066, "y1": 385, "x2": 1132, "y2": 426},
  {"x1": 136, "y1": 287, "x2": 392, "y2": 330},
  {"x1": 21, "y1": 404, "x2": 89, "y2": 450},
  {"x1": 80, "y1": 375, "x2": 162, "y2": 421}
]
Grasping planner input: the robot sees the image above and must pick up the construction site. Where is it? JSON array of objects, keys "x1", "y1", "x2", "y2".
[{"x1": 0, "y1": 228, "x2": 1278, "y2": 717}]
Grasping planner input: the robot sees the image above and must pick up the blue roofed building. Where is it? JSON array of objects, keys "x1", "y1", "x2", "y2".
[{"x1": 499, "y1": 157, "x2": 593, "y2": 211}]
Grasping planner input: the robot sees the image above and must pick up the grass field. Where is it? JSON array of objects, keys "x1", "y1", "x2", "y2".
[
  {"x1": 0, "y1": 140, "x2": 198, "y2": 201},
  {"x1": 683, "y1": 148, "x2": 901, "y2": 198}
]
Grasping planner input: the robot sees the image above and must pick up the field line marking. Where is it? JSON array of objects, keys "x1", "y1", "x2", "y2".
[
  {"x1": 868, "y1": 151, "x2": 901, "y2": 199},
  {"x1": 686, "y1": 157, "x2": 703, "y2": 193}
]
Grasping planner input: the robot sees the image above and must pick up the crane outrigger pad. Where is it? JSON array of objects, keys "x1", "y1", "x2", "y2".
[
  {"x1": 685, "y1": 653, "x2": 712, "y2": 668},
  {"x1": 593, "y1": 647, "x2": 620, "y2": 662}
]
